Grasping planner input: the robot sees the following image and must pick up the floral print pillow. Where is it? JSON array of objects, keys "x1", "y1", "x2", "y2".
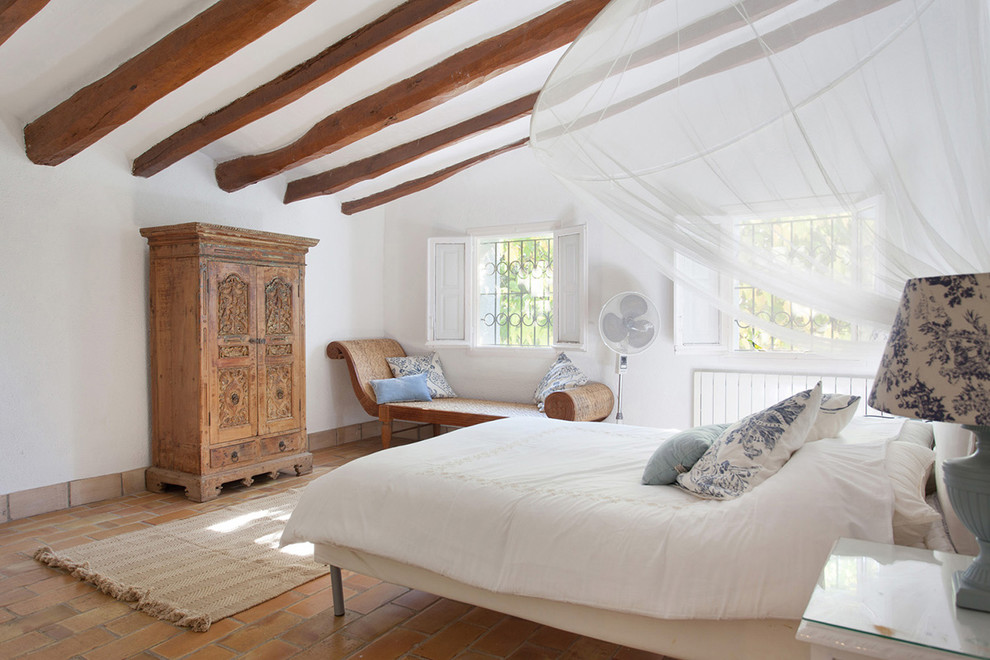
[
  {"x1": 677, "y1": 383, "x2": 823, "y2": 499},
  {"x1": 533, "y1": 353, "x2": 589, "y2": 412},
  {"x1": 386, "y1": 352, "x2": 457, "y2": 398}
]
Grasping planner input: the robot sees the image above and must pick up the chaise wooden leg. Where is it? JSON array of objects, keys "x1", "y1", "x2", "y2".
[
  {"x1": 432, "y1": 423, "x2": 442, "y2": 437},
  {"x1": 380, "y1": 407, "x2": 392, "y2": 449},
  {"x1": 330, "y1": 566, "x2": 345, "y2": 616}
]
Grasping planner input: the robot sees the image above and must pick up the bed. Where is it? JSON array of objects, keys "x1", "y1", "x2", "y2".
[{"x1": 280, "y1": 401, "x2": 976, "y2": 660}]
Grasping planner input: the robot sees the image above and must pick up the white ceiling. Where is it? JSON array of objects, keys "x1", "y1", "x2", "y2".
[{"x1": 0, "y1": 0, "x2": 574, "y2": 205}]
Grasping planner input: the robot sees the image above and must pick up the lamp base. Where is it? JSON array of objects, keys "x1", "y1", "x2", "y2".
[
  {"x1": 954, "y1": 557, "x2": 990, "y2": 611},
  {"x1": 943, "y1": 425, "x2": 990, "y2": 613}
]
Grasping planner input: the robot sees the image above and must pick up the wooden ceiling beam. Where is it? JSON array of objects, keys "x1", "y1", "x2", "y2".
[
  {"x1": 23, "y1": 0, "x2": 317, "y2": 166},
  {"x1": 215, "y1": 0, "x2": 611, "y2": 193},
  {"x1": 133, "y1": 0, "x2": 479, "y2": 178},
  {"x1": 284, "y1": 92, "x2": 539, "y2": 203},
  {"x1": 287, "y1": 0, "x2": 795, "y2": 204},
  {"x1": 0, "y1": 0, "x2": 50, "y2": 47},
  {"x1": 341, "y1": 138, "x2": 529, "y2": 215}
]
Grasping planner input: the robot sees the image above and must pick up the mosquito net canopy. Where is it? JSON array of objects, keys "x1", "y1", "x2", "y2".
[{"x1": 530, "y1": 0, "x2": 989, "y2": 353}]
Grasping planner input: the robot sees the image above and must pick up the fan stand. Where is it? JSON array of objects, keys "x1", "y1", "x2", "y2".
[
  {"x1": 615, "y1": 354, "x2": 628, "y2": 423},
  {"x1": 599, "y1": 291, "x2": 659, "y2": 425}
]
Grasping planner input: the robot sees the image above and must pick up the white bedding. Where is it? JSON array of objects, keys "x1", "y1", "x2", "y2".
[{"x1": 281, "y1": 417, "x2": 895, "y2": 621}]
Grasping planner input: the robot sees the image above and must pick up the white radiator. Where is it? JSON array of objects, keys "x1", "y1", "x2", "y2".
[{"x1": 692, "y1": 370, "x2": 888, "y2": 426}]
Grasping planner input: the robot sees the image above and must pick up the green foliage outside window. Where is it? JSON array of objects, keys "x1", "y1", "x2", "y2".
[
  {"x1": 477, "y1": 235, "x2": 553, "y2": 347},
  {"x1": 734, "y1": 212, "x2": 873, "y2": 351}
]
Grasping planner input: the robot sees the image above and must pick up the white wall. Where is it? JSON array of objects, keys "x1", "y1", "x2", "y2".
[
  {"x1": 0, "y1": 118, "x2": 384, "y2": 495},
  {"x1": 382, "y1": 147, "x2": 879, "y2": 431}
]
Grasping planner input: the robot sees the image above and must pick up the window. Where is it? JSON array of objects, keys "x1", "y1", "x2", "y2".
[
  {"x1": 428, "y1": 226, "x2": 586, "y2": 349},
  {"x1": 476, "y1": 234, "x2": 554, "y2": 347},
  {"x1": 676, "y1": 202, "x2": 878, "y2": 353}
]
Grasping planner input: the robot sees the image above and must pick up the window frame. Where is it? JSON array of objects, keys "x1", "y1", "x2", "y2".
[{"x1": 427, "y1": 223, "x2": 587, "y2": 352}]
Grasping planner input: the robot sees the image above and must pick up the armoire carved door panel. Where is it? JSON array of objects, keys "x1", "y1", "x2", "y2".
[
  {"x1": 257, "y1": 266, "x2": 302, "y2": 435},
  {"x1": 208, "y1": 261, "x2": 259, "y2": 445}
]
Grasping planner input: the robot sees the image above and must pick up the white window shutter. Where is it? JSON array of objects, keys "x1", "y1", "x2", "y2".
[
  {"x1": 673, "y1": 253, "x2": 724, "y2": 351},
  {"x1": 428, "y1": 238, "x2": 468, "y2": 343},
  {"x1": 553, "y1": 226, "x2": 586, "y2": 347}
]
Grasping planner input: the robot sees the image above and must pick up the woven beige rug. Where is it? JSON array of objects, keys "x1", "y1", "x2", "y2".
[{"x1": 34, "y1": 489, "x2": 327, "y2": 632}]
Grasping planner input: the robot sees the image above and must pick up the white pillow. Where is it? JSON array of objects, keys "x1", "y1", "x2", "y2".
[
  {"x1": 386, "y1": 352, "x2": 457, "y2": 398},
  {"x1": 896, "y1": 420, "x2": 937, "y2": 494},
  {"x1": 897, "y1": 419, "x2": 934, "y2": 448},
  {"x1": 533, "y1": 353, "x2": 588, "y2": 412},
  {"x1": 677, "y1": 383, "x2": 823, "y2": 500},
  {"x1": 885, "y1": 440, "x2": 941, "y2": 547},
  {"x1": 805, "y1": 393, "x2": 860, "y2": 441}
]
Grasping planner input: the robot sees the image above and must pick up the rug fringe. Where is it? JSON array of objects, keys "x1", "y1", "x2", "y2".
[{"x1": 33, "y1": 546, "x2": 213, "y2": 632}]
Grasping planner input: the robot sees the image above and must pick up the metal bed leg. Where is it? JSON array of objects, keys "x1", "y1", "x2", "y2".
[{"x1": 330, "y1": 565, "x2": 345, "y2": 616}]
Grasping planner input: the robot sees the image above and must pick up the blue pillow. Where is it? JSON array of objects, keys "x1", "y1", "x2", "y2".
[
  {"x1": 642, "y1": 424, "x2": 730, "y2": 485},
  {"x1": 371, "y1": 373, "x2": 432, "y2": 404}
]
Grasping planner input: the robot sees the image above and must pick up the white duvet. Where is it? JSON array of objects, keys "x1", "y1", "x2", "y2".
[{"x1": 281, "y1": 417, "x2": 895, "y2": 620}]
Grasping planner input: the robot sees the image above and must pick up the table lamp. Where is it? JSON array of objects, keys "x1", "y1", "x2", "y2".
[{"x1": 868, "y1": 272, "x2": 990, "y2": 612}]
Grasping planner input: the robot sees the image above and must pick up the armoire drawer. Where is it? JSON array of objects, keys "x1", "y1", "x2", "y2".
[
  {"x1": 261, "y1": 434, "x2": 302, "y2": 457},
  {"x1": 210, "y1": 440, "x2": 259, "y2": 469}
]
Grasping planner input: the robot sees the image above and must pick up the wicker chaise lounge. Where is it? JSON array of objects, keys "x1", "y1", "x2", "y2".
[{"x1": 327, "y1": 338, "x2": 615, "y2": 448}]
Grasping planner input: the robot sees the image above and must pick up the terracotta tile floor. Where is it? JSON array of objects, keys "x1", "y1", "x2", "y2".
[{"x1": 0, "y1": 437, "x2": 672, "y2": 659}]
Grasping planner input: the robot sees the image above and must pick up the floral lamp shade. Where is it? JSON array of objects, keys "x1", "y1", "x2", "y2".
[
  {"x1": 869, "y1": 272, "x2": 990, "y2": 613},
  {"x1": 868, "y1": 273, "x2": 989, "y2": 425}
]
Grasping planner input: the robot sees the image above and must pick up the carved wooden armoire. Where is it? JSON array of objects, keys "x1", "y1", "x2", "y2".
[{"x1": 141, "y1": 223, "x2": 319, "y2": 501}]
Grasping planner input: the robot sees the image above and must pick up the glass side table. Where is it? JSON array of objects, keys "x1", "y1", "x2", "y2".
[{"x1": 797, "y1": 538, "x2": 990, "y2": 660}]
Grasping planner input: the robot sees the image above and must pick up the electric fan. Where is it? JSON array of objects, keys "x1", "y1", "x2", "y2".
[{"x1": 598, "y1": 292, "x2": 660, "y2": 423}]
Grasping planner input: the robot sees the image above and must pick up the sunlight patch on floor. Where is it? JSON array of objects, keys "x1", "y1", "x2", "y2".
[{"x1": 208, "y1": 508, "x2": 277, "y2": 533}]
